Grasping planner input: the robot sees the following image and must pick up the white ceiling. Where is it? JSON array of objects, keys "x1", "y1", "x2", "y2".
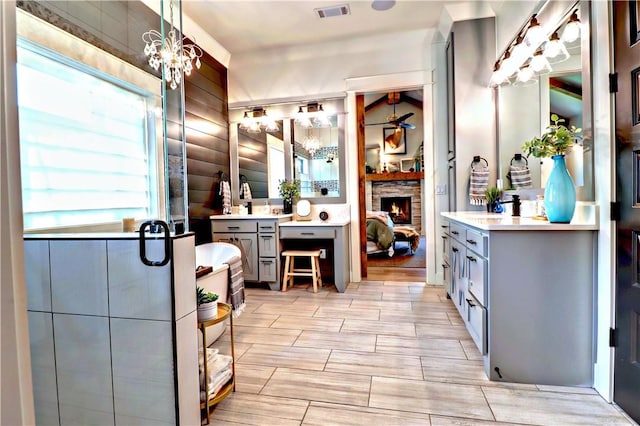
[{"x1": 182, "y1": 0, "x2": 501, "y2": 55}]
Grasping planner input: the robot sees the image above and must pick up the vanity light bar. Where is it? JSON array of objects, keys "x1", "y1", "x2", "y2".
[{"x1": 489, "y1": 7, "x2": 582, "y2": 88}]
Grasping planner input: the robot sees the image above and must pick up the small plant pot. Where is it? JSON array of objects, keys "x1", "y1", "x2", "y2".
[{"x1": 197, "y1": 300, "x2": 218, "y2": 322}]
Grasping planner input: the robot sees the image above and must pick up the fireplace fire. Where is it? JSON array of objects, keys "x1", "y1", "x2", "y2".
[{"x1": 381, "y1": 196, "x2": 411, "y2": 224}]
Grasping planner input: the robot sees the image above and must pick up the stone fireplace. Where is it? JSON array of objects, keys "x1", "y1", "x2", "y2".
[
  {"x1": 381, "y1": 196, "x2": 411, "y2": 224},
  {"x1": 368, "y1": 180, "x2": 422, "y2": 234}
]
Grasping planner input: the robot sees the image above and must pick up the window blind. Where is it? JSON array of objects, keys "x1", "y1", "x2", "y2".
[{"x1": 17, "y1": 41, "x2": 157, "y2": 230}]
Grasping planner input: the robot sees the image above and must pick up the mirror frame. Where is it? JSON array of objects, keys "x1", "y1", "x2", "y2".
[
  {"x1": 229, "y1": 98, "x2": 346, "y2": 205},
  {"x1": 496, "y1": 0, "x2": 593, "y2": 201}
]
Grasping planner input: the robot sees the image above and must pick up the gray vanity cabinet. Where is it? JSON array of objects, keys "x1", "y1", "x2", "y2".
[
  {"x1": 212, "y1": 233, "x2": 259, "y2": 281},
  {"x1": 211, "y1": 216, "x2": 291, "y2": 290},
  {"x1": 442, "y1": 217, "x2": 595, "y2": 386}
]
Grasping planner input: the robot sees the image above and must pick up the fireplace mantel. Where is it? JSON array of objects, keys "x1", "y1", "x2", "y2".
[{"x1": 366, "y1": 171, "x2": 424, "y2": 182}]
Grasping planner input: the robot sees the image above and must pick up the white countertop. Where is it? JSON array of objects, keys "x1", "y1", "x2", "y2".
[
  {"x1": 441, "y1": 211, "x2": 598, "y2": 231},
  {"x1": 209, "y1": 214, "x2": 294, "y2": 220},
  {"x1": 24, "y1": 232, "x2": 194, "y2": 239},
  {"x1": 280, "y1": 219, "x2": 350, "y2": 227}
]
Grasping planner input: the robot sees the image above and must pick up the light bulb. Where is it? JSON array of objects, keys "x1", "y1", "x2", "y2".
[
  {"x1": 562, "y1": 10, "x2": 581, "y2": 43},
  {"x1": 525, "y1": 15, "x2": 546, "y2": 49},
  {"x1": 530, "y1": 51, "x2": 552, "y2": 73},
  {"x1": 562, "y1": 22, "x2": 580, "y2": 43},
  {"x1": 543, "y1": 33, "x2": 570, "y2": 64},
  {"x1": 517, "y1": 66, "x2": 534, "y2": 83}
]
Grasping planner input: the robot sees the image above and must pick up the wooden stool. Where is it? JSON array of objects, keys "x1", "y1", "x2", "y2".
[{"x1": 281, "y1": 250, "x2": 323, "y2": 293}]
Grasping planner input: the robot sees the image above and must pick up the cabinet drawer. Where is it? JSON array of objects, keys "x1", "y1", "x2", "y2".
[
  {"x1": 257, "y1": 221, "x2": 277, "y2": 233},
  {"x1": 259, "y1": 257, "x2": 278, "y2": 282},
  {"x1": 449, "y1": 223, "x2": 464, "y2": 241},
  {"x1": 465, "y1": 228, "x2": 488, "y2": 257},
  {"x1": 258, "y1": 233, "x2": 277, "y2": 257},
  {"x1": 212, "y1": 220, "x2": 257, "y2": 233},
  {"x1": 466, "y1": 249, "x2": 487, "y2": 306},
  {"x1": 466, "y1": 293, "x2": 487, "y2": 355},
  {"x1": 280, "y1": 227, "x2": 335, "y2": 239}
]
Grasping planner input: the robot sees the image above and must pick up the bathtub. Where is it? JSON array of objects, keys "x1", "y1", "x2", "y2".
[{"x1": 195, "y1": 242, "x2": 241, "y2": 346}]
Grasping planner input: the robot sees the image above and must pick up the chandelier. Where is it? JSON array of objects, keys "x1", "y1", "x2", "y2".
[
  {"x1": 142, "y1": 0, "x2": 202, "y2": 90},
  {"x1": 302, "y1": 128, "x2": 322, "y2": 155},
  {"x1": 239, "y1": 108, "x2": 279, "y2": 133}
]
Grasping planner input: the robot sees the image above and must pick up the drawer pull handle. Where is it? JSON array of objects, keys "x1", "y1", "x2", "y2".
[
  {"x1": 261, "y1": 235, "x2": 273, "y2": 239},
  {"x1": 441, "y1": 225, "x2": 448, "y2": 228},
  {"x1": 466, "y1": 239, "x2": 477, "y2": 245},
  {"x1": 259, "y1": 227, "x2": 272, "y2": 230},
  {"x1": 261, "y1": 260, "x2": 274, "y2": 264},
  {"x1": 466, "y1": 298, "x2": 476, "y2": 307},
  {"x1": 451, "y1": 231, "x2": 459, "y2": 235},
  {"x1": 301, "y1": 232, "x2": 315, "y2": 236},
  {"x1": 227, "y1": 226, "x2": 240, "y2": 230},
  {"x1": 466, "y1": 256, "x2": 477, "y2": 262},
  {"x1": 442, "y1": 236, "x2": 447, "y2": 240},
  {"x1": 452, "y1": 247, "x2": 459, "y2": 252}
]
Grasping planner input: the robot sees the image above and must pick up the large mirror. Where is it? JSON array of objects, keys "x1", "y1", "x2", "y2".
[
  {"x1": 230, "y1": 98, "x2": 346, "y2": 205},
  {"x1": 497, "y1": 2, "x2": 592, "y2": 200}
]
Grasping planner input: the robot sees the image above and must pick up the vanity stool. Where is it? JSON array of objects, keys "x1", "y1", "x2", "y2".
[{"x1": 281, "y1": 250, "x2": 323, "y2": 293}]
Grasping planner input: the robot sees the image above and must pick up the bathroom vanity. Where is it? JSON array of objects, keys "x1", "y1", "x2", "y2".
[
  {"x1": 279, "y1": 220, "x2": 351, "y2": 293},
  {"x1": 210, "y1": 214, "x2": 292, "y2": 291},
  {"x1": 440, "y1": 210, "x2": 598, "y2": 386}
]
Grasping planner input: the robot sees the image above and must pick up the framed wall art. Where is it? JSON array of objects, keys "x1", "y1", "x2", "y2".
[{"x1": 383, "y1": 127, "x2": 406, "y2": 155}]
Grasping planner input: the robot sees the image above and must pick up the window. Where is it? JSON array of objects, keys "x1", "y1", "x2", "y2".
[
  {"x1": 267, "y1": 134, "x2": 285, "y2": 198},
  {"x1": 17, "y1": 39, "x2": 158, "y2": 230}
]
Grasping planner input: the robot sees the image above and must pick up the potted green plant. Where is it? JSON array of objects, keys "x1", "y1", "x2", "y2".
[
  {"x1": 278, "y1": 179, "x2": 300, "y2": 214},
  {"x1": 484, "y1": 186, "x2": 503, "y2": 213},
  {"x1": 521, "y1": 114, "x2": 582, "y2": 159},
  {"x1": 197, "y1": 286, "x2": 219, "y2": 322},
  {"x1": 521, "y1": 114, "x2": 582, "y2": 223}
]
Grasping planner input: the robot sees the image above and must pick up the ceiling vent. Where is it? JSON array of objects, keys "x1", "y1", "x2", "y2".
[{"x1": 315, "y1": 4, "x2": 350, "y2": 18}]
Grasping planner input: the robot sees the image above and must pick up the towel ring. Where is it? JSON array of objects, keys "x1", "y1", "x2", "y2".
[
  {"x1": 470, "y1": 156, "x2": 488, "y2": 169},
  {"x1": 510, "y1": 154, "x2": 528, "y2": 166}
]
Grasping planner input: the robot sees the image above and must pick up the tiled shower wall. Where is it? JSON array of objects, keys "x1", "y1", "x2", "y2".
[{"x1": 370, "y1": 181, "x2": 422, "y2": 235}]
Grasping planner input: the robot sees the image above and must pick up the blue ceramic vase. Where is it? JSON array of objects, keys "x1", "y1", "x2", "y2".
[{"x1": 544, "y1": 155, "x2": 576, "y2": 223}]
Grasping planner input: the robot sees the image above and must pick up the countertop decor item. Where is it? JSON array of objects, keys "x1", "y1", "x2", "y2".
[
  {"x1": 278, "y1": 179, "x2": 300, "y2": 214},
  {"x1": 544, "y1": 154, "x2": 576, "y2": 222},
  {"x1": 521, "y1": 114, "x2": 582, "y2": 158},
  {"x1": 197, "y1": 286, "x2": 219, "y2": 321},
  {"x1": 484, "y1": 187, "x2": 503, "y2": 213},
  {"x1": 522, "y1": 114, "x2": 581, "y2": 223}
]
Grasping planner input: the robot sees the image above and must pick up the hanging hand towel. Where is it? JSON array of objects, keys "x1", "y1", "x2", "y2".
[
  {"x1": 469, "y1": 166, "x2": 489, "y2": 205},
  {"x1": 240, "y1": 182, "x2": 252, "y2": 200},
  {"x1": 508, "y1": 165, "x2": 533, "y2": 189},
  {"x1": 219, "y1": 180, "x2": 231, "y2": 214},
  {"x1": 225, "y1": 255, "x2": 246, "y2": 318}
]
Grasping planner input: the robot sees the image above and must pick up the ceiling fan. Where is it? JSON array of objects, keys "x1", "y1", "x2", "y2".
[{"x1": 365, "y1": 93, "x2": 416, "y2": 130}]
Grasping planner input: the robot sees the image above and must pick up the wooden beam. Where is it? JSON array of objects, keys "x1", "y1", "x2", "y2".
[
  {"x1": 357, "y1": 94, "x2": 368, "y2": 277},
  {"x1": 549, "y1": 77, "x2": 582, "y2": 99}
]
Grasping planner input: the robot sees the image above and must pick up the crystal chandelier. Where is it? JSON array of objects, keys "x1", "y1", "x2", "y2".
[
  {"x1": 302, "y1": 128, "x2": 321, "y2": 155},
  {"x1": 142, "y1": 0, "x2": 202, "y2": 90}
]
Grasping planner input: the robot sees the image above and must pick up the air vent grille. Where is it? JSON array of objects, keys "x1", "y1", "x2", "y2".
[{"x1": 315, "y1": 4, "x2": 350, "y2": 18}]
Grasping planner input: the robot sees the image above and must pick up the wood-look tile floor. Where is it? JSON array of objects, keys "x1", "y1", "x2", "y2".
[{"x1": 208, "y1": 278, "x2": 636, "y2": 426}]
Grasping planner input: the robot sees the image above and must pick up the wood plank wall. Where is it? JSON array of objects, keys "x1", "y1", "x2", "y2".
[
  {"x1": 18, "y1": 1, "x2": 230, "y2": 243},
  {"x1": 182, "y1": 42, "x2": 229, "y2": 243}
]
